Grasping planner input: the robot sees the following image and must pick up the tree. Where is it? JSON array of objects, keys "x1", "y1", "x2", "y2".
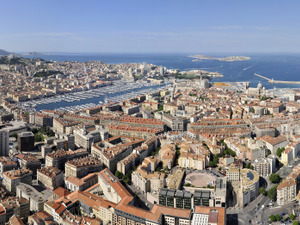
[
  {"x1": 34, "y1": 133, "x2": 43, "y2": 142},
  {"x1": 293, "y1": 221, "x2": 299, "y2": 225},
  {"x1": 276, "y1": 147, "x2": 285, "y2": 157},
  {"x1": 157, "y1": 104, "x2": 164, "y2": 111},
  {"x1": 209, "y1": 161, "x2": 215, "y2": 167},
  {"x1": 259, "y1": 187, "x2": 266, "y2": 195},
  {"x1": 289, "y1": 214, "x2": 295, "y2": 220},
  {"x1": 275, "y1": 214, "x2": 281, "y2": 222},
  {"x1": 268, "y1": 185, "x2": 278, "y2": 201},
  {"x1": 224, "y1": 148, "x2": 236, "y2": 157},
  {"x1": 269, "y1": 215, "x2": 276, "y2": 222},
  {"x1": 269, "y1": 173, "x2": 281, "y2": 183},
  {"x1": 244, "y1": 162, "x2": 253, "y2": 169},
  {"x1": 115, "y1": 170, "x2": 123, "y2": 179}
]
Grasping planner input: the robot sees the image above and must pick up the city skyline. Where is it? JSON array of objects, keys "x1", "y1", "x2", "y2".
[{"x1": 1, "y1": 0, "x2": 300, "y2": 53}]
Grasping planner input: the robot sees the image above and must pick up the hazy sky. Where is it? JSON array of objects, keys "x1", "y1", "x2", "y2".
[{"x1": 1, "y1": 0, "x2": 300, "y2": 53}]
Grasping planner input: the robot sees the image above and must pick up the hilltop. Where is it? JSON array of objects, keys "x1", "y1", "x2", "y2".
[{"x1": 0, "y1": 49, "x2": 10, "y2": 56}]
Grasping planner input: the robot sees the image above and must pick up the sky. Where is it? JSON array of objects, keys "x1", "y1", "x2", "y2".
[{"x1": 0, "y1": 0, "x2": 300, "y2": 53}]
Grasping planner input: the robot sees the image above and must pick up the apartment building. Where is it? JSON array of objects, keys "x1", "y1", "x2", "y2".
[
  {"x1": 65, "y1": 172, "x2": 98, "y2": 192},
  {"x1": 91, "y1": 136, "x2": 144, "y2": 173},
  {"x1": 227, "y1": 168, "x2": 259, "y2": 206},
  {"x1": 16, "y1": 183, "x2": 45, "y2": 212},
  {"x1": 37, "y1": 167, "x2": 64, "y2": 190},
  {"x1": 259, "y1": 135, "x2": 288, "y2": 154},
  {"x1": 281, "y1": 142, "x2": 300, "y2": 166},
  {"x1": 73, "y1": 125, "x2": 101, "y2": 151},
  {"x1": 178, "y1": 142, "x2": 210, "y2": 170},
  {"x1": 3, "y1": 169, "x2": 33, "y2": 194},
  {"x1": 16, "y1": 154, "x2": 41, "y2": 176},
  {"x1": 34, "y1": 113, "x2": 53, "y2": 127},
  {"x1": 0, "y1": 157, "x2": 18, "y2": 178},
  {"x1": 28, "y1": 211, "x2": 56, "y2": 225},
  {"x1": 0, "y1": 196, "x2": 30, "y2": 222},
  {"x1": 45, "y1": 149, "x2": 88, "y2": 170},
  {"x1": 277, "y1": 166, "x2": 300, "y2": 205},
  {"x1": 117, "y1": 152, "x2": 139, "y2": 175},
  {"x1": 53, "y1": 117, "x2": 80, "y2": 134},
  {"x1": 65, "y1": 157, "x2": 103, "y2": 178},
  {"x1": 252, "y1": 155, "x2": 276, "y2": 177},
  {"x1": 159, "y1": 144, "x2": 176, "y2": 170},
  {"x1": 160, "y1": 113, "x2": 189, "y2": 132},
  {"x1": 107, "y1": 124, "x2": 164, "y2": 139}
]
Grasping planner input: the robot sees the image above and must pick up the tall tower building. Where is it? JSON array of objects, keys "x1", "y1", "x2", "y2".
[
  {"x1": 160, "y1": 66, "x2": 165, "y2": 75},
  {"x1": 0, "y1": 130, "x2": 9, "y2": 156},
  {"x1": 18, "y1": 132, "x2": 34, "y2": 152}
]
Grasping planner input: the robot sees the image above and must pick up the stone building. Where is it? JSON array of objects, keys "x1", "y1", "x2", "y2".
[
  {"x1": 3, "y1": 169, "x2": 33, "y2": 194},
  {"x1": 37, "y1": 166, "x2": 64, "y2": 190}
]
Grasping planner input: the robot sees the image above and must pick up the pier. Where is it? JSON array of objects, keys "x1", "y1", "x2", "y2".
[{"x1": 254, "y1": 73, "x2": 300, "y2": 84}]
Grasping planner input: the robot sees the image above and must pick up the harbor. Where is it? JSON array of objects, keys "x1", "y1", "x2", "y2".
[{"x1": 18, "y1": 80, "x2": 171, "y2": 112}]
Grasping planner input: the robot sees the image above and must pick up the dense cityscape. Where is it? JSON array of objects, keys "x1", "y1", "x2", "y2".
[
  {"x1": 0, "y1": 50, "x2": 299, "y2": 225},
  {"x1": 1, "y1": 0, "x2": 300, "y2": 224}
]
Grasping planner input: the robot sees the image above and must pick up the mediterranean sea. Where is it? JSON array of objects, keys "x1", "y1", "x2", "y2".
[{"x1": 25, "y1": 53, "x2": 300, "y2": 90}]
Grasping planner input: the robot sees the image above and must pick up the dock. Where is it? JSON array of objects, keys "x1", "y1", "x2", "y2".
[{"x1": 254, "y1": 73, "x2": 300, "y2": 84}]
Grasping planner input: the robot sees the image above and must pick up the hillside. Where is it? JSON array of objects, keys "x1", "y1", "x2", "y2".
[{"x1": 0, "y1": 49, "x2": 10, "y2": 56}]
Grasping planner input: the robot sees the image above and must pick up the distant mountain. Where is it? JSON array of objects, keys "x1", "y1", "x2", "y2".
[{"x1": 0, "y1": 49, "x2": 10, "y2": 56}]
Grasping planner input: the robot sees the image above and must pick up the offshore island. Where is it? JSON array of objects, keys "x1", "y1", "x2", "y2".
[{"x1": 189, "y1": 54, "x2": 251, "y2": 62}]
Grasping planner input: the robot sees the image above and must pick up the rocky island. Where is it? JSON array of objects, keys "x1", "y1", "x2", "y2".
[{"x1": 189, "y1": 54, "x2": 251, "y2": 62}]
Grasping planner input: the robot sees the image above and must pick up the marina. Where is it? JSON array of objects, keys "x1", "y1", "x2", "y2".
[{"x1": 18, "y1": 80, "x2": 171, "y2": 112}]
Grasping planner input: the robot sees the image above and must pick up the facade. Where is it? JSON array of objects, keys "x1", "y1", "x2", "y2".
[
  {"x1": 53, "y1": 117, "x2": 80, "y2": 134},
  {"x1": 65, "y1": 156, "x2": 103, "y2": 178},
  {"x1": 214, "y1": 178, "x2": 227, "y2": 208},
  {"x1": 252, "y1": 155, "x2": 276, "y2": 177},
  {"x1": 281, "y1": 142, "x2": 300, "y2": 166},
  {"x1": 179, "y1": 152, "x2": 206, "y2": 170},
  {"x1": 240, "y1": 169, "x2": 259, "y2": 206},
  {"x1": 117, "y1": 152, "x2": 139, "y2": 175},
  {"x1": 161, "y1": 113, "x2": 188, "y2": 131},
  {"x1": 107, "y1": 124, "x2": 163, "y2": 139},
  {"x1": 37, "y1": 167, "x2": 64, "y2": 190},
  {"x1": 73, "y1": 125, "x2": 101, "y2": 151},
  {"x1": 3, "y1": 169, "x2": 33, "y2": 194},
  {"x1": 34, "y1": 113, "x2": 53, "y2": 127}
]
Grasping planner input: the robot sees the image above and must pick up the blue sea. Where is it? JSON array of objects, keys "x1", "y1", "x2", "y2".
[{"x1": 25, "y1": 53, "x2": 300, "y2": 90}]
